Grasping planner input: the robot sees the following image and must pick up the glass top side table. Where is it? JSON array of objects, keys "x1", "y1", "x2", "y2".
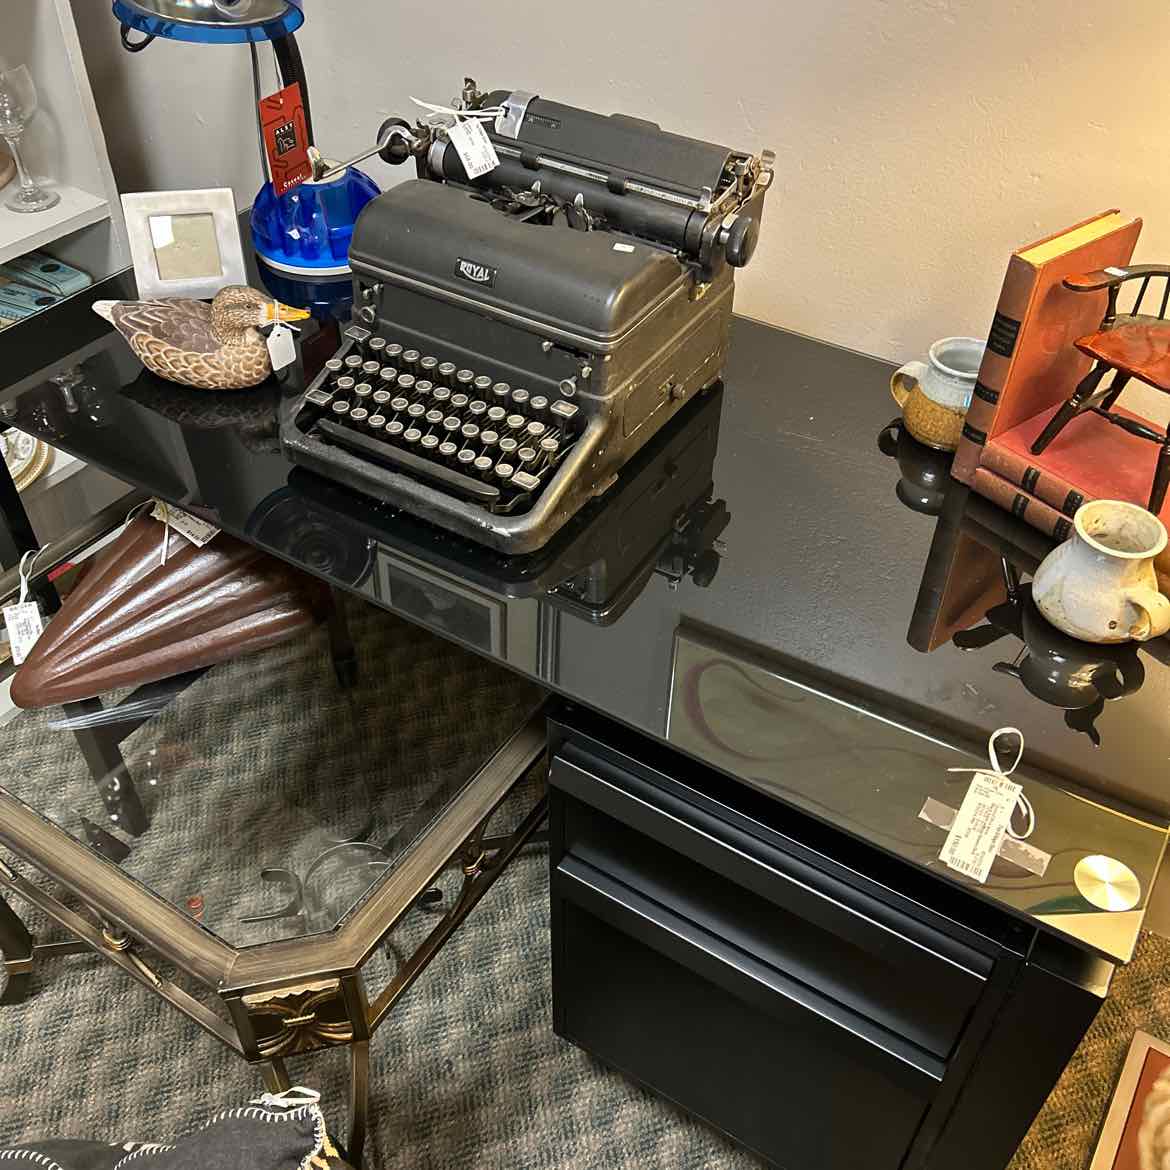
[{"x1": 0, "y1": 571, "x2": 548, "y2": 1167}]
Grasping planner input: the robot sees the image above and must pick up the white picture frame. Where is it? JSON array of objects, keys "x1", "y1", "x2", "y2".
[{"x1": 121, "y1": 187, "x2": 246, "y2": 301}]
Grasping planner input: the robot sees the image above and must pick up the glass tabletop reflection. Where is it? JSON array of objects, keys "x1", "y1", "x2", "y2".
[{"x1": 0, "y1": 594, "x2": 543, "y2": 948}]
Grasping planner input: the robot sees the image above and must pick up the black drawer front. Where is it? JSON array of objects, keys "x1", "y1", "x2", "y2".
[
  {"x1": 554, "y1": 857, "x2": 939, "y2": 1170},
  {"x1": 551, "y1": 746, "x2": 990, "y2": 1059}
]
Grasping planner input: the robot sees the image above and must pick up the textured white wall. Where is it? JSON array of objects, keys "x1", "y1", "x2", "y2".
[{"x1": 70, "y1": 0, "x2": 1170, "y2": 365}]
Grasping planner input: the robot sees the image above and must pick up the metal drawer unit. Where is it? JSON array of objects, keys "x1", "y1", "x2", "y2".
[{"x1": 547, "y1": 713, "x2": 1111, "y2": 1170}]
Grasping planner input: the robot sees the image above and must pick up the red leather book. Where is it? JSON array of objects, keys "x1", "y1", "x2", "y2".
[
  {"x1": 971, "y1": 467, "x2": 1075, "y2": 541},
  {"x1": 952, "y1": 211, "x2": 1142, "y2": 485},
  {"x1": 985, "y1": 401, "x2": 1170, "y2": 527}
]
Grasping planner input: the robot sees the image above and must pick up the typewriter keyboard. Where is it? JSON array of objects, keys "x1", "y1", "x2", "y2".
[{"x1": 296, "y1": 336, "x2": 585, "y2": 515}]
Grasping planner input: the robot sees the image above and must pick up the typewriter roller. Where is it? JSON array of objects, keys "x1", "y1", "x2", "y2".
[{"x1": 283, "y1": 78, "x2": 773, "y2": 552}]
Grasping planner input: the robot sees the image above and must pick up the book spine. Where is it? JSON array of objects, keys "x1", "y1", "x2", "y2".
[
  {"x1": 952, "y1": 254, "x2": 1036, "y2": 486},
  {"x1": 972, "y1": 468, "x2": 1074, "y2": 541},
  {"x1": 978, "y1": 444, "x2": 1089, "y2": 517}
]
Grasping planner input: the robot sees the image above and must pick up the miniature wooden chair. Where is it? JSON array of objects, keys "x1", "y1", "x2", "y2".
[{"x1": 1029, "y1": 264, "x2": 1170, "y2": 512}]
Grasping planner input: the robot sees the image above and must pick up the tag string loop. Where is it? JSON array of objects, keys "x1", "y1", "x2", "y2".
[{"x1": 948, "y1": 726, "x2": 1035, "y2": 840}]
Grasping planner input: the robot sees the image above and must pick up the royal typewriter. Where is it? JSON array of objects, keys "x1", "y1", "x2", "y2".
[{"x1": 283, "y1": 78, "x2": 773, "y2": 552}]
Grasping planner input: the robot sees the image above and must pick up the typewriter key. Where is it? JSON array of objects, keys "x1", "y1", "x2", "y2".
[
  {"x1": 495, "y1": 463, "x2": 515, "y2": 481},
  {"x1": 385, "y1": 343, "x2": 404, "y2": 362},
  {"x1": 529, "y1": 395, "x2": 549, "y2": 417},
  {"x1": 415, "y1": 379, "x2": 433, "y2": 397},
  {"x1": 354, "y1": 382, "x2": 373, "y2": 401},
  {"x1": 397, "y1": 374, "x2": 416, "y2": 393},
  {"x1": 426, "y1": 409, "x2": 444, "y2": 426},
  {"x1": 512, "y1": 470, "x2": 541, "y2": 492},
  {"x1": 403, "y1": 348, "x2": 421, "y2": 370},
  {"x1": 526, "y1": 421, "x2": 546, "y2": 439},
  {"x1": 407, "y1": 402, "x2": 426, "y2": 419},
  {"x1": 461, "y1": 423, "x2": 480, "y2": 442},
  {"x1": 368, "y1": 337, "x2": 387, "y2": 357},
  {"x1": 491, "y1": 381, "x2": 511, "y2": 402},
  {"x1": 439, "y1": 440, "x2": 458, "y2": 460},
  {"x1": 550, "y1": 399, "x2": 579, "y2": 422},
  {"x1": 331, "y1": 400, "x2": 351, "y2": 417},
  {"x1": 344, "y1": 356, "x2": 363, "y2": 374},
  {"x1": 456, "y1": 369, "x2": 474, "y2": 387},
  {"x1": 517, "y1": 446, "x2": 537, "y2": 466},
  {"x1": 368, "y1": 414, "x2": 386, "y2": 431},
  {"x1": 443, "y1": 416, "x2": 462, "y2": 433},
  {"x1": 404, "y1": 427, "x2": 422, "y2": 444},
  {"x1": 379, "y1": 367, "x2": 398, "y2": 385},
  {"x1": 511, "y1": 388, "x2": 530, "y2": 408},
  {"x1": 438, "y1": 361, "x2": 457, "y2": 381},
  {"x1": 451, "y1": 392, "x2": 470, "y2": 410},
  {"x1": 432, "y1": 386, "x2": 451, "y2": 404},
  {"x1": 305, "y1": 388, "x2": 333, "y2": 408},
  {"x1": 468, "y1": 400, "x2": 487, "y2": 417},
  {"x1": 420, "y1": 355, "x2": 438, "y2": 375},
  {"x1": 325, "y1": 358, "x2": 344, "y2": 378},
  {"x1": 387, "y1": 419, "x2": 404, "y2": 437},
  {"x1": 474, "y1": 375, "x2": 493, "y2": 394},
  {"x1": 474, "y1": 455, "x2": 493, "y2": 476},
  {"x1": 540, "y1": 436, "x2": 559, "y2": 455},
  {"x1": 499, "y1": 437, "x2": 519, "y2": 455},
  {"x1": 456, "y1": 449, "x2": 476, "y2": 467},
  {"x1": 506, "y1": 414, "x2": 526, "y2": 432},
  {"x1": 362, "y1": 360, "x2": 381, "y2": 378},
  {"x1": 350, "y1": 407, "x2": 369, "y2": 425},
  {"x1": 390, "y1": 396, "x2": 409, "y2": 413},
  {"x1": 480, "y1": 429, "x2": 499, "y2": 447},
  {"x1": 372, "y1": 389, "x2": 392, "y2": 408},
  {"x1": 421, "y1": 434, "x2": 439, "y2": 452},
  {"x1": 336, "y1": 376, "x2": 355, "y2": 394},
  {"x1": 487, "y1": 406, "x2": 507, "y2": 424}
]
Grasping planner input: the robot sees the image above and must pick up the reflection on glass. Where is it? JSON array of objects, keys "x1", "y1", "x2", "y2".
[
  {"x1": 149, "y1": 212, "x2": 223, "y2": 281},
  {"x1": 0, "y1": 597, "x2": 542, "y2": 945}
]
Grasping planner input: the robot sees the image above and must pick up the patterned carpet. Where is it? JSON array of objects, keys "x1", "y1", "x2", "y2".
[{"x1": 0, "y1": 598, "x2": 1166, "y2": 1168}]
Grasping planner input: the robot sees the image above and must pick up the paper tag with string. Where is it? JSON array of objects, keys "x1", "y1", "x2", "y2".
[
  {"x1": 4, "y1": 549, "x2": 45, "y2": 665},
  {"x1": 446, "y1": 118, "x2": 500, "y2": 179},
  {"x1": 151, "y1": 501, "x2": 219, "y2": 549},
  {"x1": 939, "y1": 727, "x2": 1035, "y2": 884},
  {"x1": 266, "y1": 299, "x2": 299, "y2": 372},
  {"x1": 410, "y1": 96, "x2": 504, "y2": 180}
]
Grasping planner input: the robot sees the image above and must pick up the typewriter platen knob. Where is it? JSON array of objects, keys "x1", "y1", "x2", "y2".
[{"x1": 719, "y1": 213, "x2": 760, "y2": 268}]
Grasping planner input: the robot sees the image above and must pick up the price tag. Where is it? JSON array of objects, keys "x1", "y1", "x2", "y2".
[
  {"x1": 4, "y1": 602, "x2": 43, "y2": 665},
  {"x1": 447, "y1": 118, "x2": 500, "y2": 180},
  {"x1": 258, "y1": 82, "x2": 312, "y2": 196},
  {"x1": 266, "y1": 323, "x2": 298, "y2": 372},
  {"x1": 151, "y1": 501, "x2": 220, "y2": 548},
  {"x1": 939, "y1": 770, "x2": 1023, "y2": 883}
]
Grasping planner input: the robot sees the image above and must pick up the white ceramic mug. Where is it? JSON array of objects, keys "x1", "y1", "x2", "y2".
[
  {"x1": 891, "y1": 336, "x2": 985, "y2": 450},
  {"x1": 1033, "y1": 500, "x2": 1170, "y2": 643}
]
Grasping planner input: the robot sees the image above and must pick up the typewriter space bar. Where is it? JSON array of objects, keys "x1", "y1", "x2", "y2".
[{"x1": 316, "y1": 419, "x2": 501, "y2": 505}]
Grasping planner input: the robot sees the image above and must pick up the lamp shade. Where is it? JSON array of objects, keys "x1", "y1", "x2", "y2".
[{"x1": 111, "y1": 0, "x2": 304, "y2": 44}]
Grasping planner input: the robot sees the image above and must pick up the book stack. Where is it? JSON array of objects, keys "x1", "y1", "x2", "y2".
[{"x1": 952, "y1": 211, "x2": 1155, "y2": 540}]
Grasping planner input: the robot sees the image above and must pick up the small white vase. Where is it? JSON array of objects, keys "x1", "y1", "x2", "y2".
[{"x1": 1033, "y1": 500, "x2": 1170, "y2": 643}]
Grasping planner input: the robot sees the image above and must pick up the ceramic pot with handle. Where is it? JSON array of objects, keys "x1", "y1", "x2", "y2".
[
  {"x1": 890, "y1": 336, "x2": 984, "y2": 451},
  {"x1": 1033, "y1": 500, "x2": 1170, "y2": 643}
]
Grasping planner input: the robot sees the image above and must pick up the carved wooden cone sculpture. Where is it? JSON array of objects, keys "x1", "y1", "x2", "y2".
[{"x1": 12, "y1": 516, "x2": 330, "y2": 709}]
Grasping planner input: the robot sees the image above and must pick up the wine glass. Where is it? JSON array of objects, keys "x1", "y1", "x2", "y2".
[{"x1": 0, "y1": 66, "x2": 60, "y2": 214}]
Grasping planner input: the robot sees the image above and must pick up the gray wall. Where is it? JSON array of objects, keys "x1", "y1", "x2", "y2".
[{"x1": 71, "y1": 0, "x2": 1170, "y2": 368}]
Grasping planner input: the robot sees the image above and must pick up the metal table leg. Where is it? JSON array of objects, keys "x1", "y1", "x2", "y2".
[
  {"x1": 348, "y1": 1039, "x2": 370, "y2": 1167},
  {"x1": 260, "y1": 1057, "x2": 292, "y2": 1094},
  {"x1": 63, "y1": 698, "x2": 149, "y2": 837}
]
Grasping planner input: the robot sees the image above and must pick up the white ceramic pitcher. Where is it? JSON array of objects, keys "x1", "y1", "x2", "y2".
[{"x1": 1033, "y1": 500, "x2": 1170, "y2": 643}]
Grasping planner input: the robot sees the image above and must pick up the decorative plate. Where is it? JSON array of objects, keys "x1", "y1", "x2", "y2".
[{"x1": 2, "y1": 428, "x2": 51, "y2": 492}]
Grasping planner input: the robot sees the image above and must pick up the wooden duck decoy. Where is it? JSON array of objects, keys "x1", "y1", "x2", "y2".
[{"x1": 93, "y1": 285, "x2": 310, "y2": 391}]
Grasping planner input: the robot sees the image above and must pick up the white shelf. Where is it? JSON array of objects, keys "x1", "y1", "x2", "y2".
[{"x1": 0, "y1": 184, "x2": 110, "y2": 266}]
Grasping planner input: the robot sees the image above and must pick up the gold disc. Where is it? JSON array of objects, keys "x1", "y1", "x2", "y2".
[{"x1": 1074, "y1": 855, "x2": 1141, "y2": 912}]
